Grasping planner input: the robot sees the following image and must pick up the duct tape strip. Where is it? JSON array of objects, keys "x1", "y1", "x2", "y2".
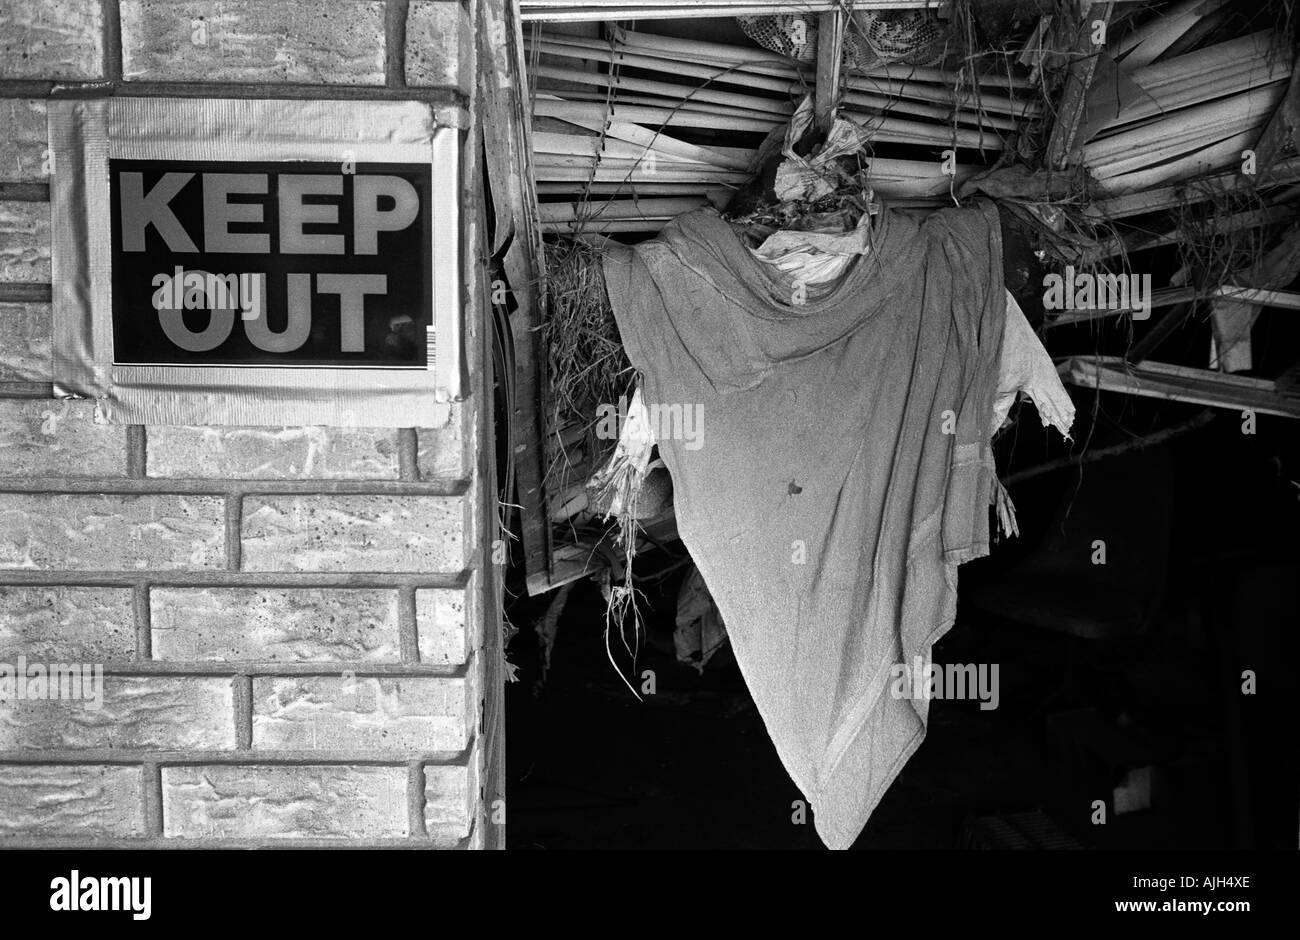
[{"x1": 50, "y1": 96, "x2": 462, "y2": 427}]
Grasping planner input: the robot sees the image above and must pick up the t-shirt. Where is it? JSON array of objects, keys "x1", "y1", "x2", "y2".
[{"x1": 602, "y1": 202, "x2": 1007, "y2": 849}]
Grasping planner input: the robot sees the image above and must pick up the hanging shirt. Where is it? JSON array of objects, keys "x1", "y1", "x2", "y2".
[{"x1": 602, "y1": 203, "x2": 1007, "y2": 849}]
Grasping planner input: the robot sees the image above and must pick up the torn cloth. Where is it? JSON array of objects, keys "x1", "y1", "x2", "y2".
[
  {"x1": 994, "y1": 291, "x2": 1075, "y2": 439},
  {"x1": 602, "y1": 204, "x2": 1007, "y2": 849}
]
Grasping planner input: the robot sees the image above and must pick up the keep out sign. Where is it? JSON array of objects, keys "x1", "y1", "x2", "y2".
[
  {"x1": 112, "y1": 160, "x2": 433, "y2": 367},
  {"x1": 51, "y1": 98, "x2": 458, "y2": 426}
]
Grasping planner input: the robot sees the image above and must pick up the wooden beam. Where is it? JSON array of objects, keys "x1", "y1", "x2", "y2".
[
  {"x1": 482, "y1": 0, "x2": 553, "y2": 597},
  {"x1": 1126, "y1": 303, "x2": 1194, "y2": 364},
  {"x1": 1047, "y1": 2, "x2": 1114, "y2": 170},
  {"x1": 815, "y1": 7, "x2": 845, "y2": 133},
  {"x1": 1213, "y1": 287, "x2": 1300, "y2": 310},
  {"x1": 1044, "y1": 286, "x2": 1195, "y2": 328},
  {"x1": 1086, "y1": 155, "x2": 1300, "y2": 220},
  {"x1": 1062, "y1": 356, "x2": 1300, "y2": 419}
]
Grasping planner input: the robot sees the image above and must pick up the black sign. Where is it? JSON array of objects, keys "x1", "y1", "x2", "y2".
[{"x1": 109, "y1": 159, "x2": 432, "y2": 368}]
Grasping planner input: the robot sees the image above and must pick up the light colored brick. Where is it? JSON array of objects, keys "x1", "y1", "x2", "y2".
[
  {"x1": 0, "y1": 494, "x2": 226, "y2": 570},
  {"x1": 416, "y1": 577, "x2": 474, "y2": 665},
  {"x1": 0, "y1": 765, "x2": 144, "y2": 838},
  {"x1": 0, "y1": 201, "x2": 51, "y2": 282},
  {"x1": 252, "y1": 676, "x2": 469, "y2": 751},
  {"x1": 120, "y1": 0, "x2": 386, "y2": 85},
  {"x1": 162, "y1": 764, "x2": 408, "y2": 839},
  {"x1": 240, "y1": 495, "x2": 465, "y2": 573},
  {"x1": 0, "y1": 399, "x2": 128, "y2": 478},
  {"x1": 151, "y1": 587, "x2": 400, "y2": 662},
  {"x1": 0, "y1": 0, "x2": 104, "y2": 80},
  {"x1": 0, "y1": 676, "x2": 235, "y2": 750},
  {"x1": 0, "y1": 301, "x2": 50, "y2": 382},
  {"x1": 417, "y1": 400, "x2": 466, "y2": 479},
  {"x1": 0, "y1": 586, "x2": 135, "y2": 661},
  {"x1": 0, "y1": 100, "x2": 48, "y2": 182},
  {"x1": 405, "y1": 0, "x2": 472, "y2": 91},
  {"x1": 423, "y1": 760, "x2": 473, "y2": 838},
  {"x1": 147, "y1": 425, "x2": 399, "y2": 480}
]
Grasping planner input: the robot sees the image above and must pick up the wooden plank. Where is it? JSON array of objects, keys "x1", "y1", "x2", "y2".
[
  {"x1": 474, "y1": 0, "x2": 508, "y2": 852},
  {"x1": 533, "y1": 97, "x2": 782, "y2": 131},
  {"x1": 1086, "y1": 155, "x2": 1300, "y2": 219},
  {"x1": 482, "y1": 0, "x2": 553, "y2": 598},
  {"x1": 1045, "y1": 286, "x2": 1195, "y2": 327},
  {"x1": 1214, "y1": 287, "x2": 1300, "y2": 310},
  {"x1": 1112, "y1": 0, "x2": 1231, "y2": 69},
  {"x1": 1047, "y1": 2, "x2": 1114, "y2": 170},
  {"x1": 538, "y1": 197, "x2": 708, "y2": 222},
  {"x1": 1062, "y1": 356, "x2": 1300, "y2": 418},
  {"x1": 815, "y1": 8, "x2": 845, "y2": 133},
  {"x1": 531, "y1": 63, "x2": 795, "y2": 115},
  {"x1": 1086, "y1": 40, "x2": 1288, "y2": 138},
  {"x1": 541, "y1": 218, "x2": 670, "y2": 233},
  {"x1": 525, "y1": 512, "x2": 681, "y2": 596}
]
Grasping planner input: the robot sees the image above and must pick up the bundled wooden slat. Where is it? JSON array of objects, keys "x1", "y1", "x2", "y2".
[
  {"x1": 1089, "y1": 31, "x2": 1289, "y2": 136},
  {"x1": 610, "y1": 28, "x2": 1041, "y2": 116},
  {"x1": 542, "y1": 115, "x2": 757, "y2": 171},
  {"x1": 541, "y1": 218, "x2": 670, "y2": 233},
  {"x1": 533, "y1": 97, "x2": 782, "y2": 131},
  {"x1": 846, "y1": 74, "x2": 1043, "y2": 118},
  {"x1": 538, "y1": 88, "x2": 787, "y2": 123},
  {"x1": 539, "y1": 197, "x2": 709, "y2": 222},
  {"x1": 1127, "y1": 30, "x2": 1280, "y2": 89},
  {"x1": 858, "y1": 61, "x2": 1033, "y2": 91},
  {"x1": 536, "y1": 182, "x2": 735, "y2": 198},
  {"x1": 535, "y1": 165, "x2": 753, "y2": 183},
  {"x1": 534, "y1": 153, "x2": 749, "y2": 176},
  {"x1": 841, "y1": 90, "x2": 1020, "y2": 131},
  {"x1": 531, "y1": 36, "x2": 1023, "y2": 133},
  {"x1": 1084, "y1": 83, "x2": 1284, "y2": 170},
  {"x1": 531, "y1": 63, "x2": 796, "y2": 115},
  {"x1": 1094, "y1": 129, "x2": 1262, "y2": 195},
  {"x1": 532, "y1": 130, "x2": 755, "y2": 173},
  {"x1": 1063, "y1": 355, "x2": 1300, "y2": 419},
  {"x1": 1214, "y1": 287, "x2": 1300, "y2": 310},
  {"x1": 1086, "y1": 156, "x2": 1300, "y2": 218},
  {"x1": 847, "y1": 111, "x2": 1005, "y2": 150},
  {"x1": 615, "y1": 25, "x2": 814, "y2": 69},
  {"x1": 1112, "y1": 0, "x2": 1232, "y2": 69},
  {"x1": 525, "y1": 37, "x2": 801, "y2": 94}
]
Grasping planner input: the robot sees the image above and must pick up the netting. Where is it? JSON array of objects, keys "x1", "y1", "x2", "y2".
[{"x1": 737, "y1": 9, "x2": 951, "y2": 70}]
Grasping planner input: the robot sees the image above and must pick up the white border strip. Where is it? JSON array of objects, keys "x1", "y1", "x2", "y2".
[{"x1": 50, "y1": 97, "x2": 461, "y2": 427}]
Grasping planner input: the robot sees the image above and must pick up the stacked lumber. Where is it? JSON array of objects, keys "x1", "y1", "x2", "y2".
[
  {"x1": 526, "y1": 25, "x2": 1037, "y2": 233},
  {"x1": 1081, "y1": 30, "x2": 1293, "y2": 195},
  {"x1": 1046, "y1": 2, "x2": 1300, "y2": 347}
]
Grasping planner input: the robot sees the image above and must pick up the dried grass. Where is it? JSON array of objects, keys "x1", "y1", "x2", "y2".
[{"x1": 542, "y1": 239, "x2": 634, "y2": 477}]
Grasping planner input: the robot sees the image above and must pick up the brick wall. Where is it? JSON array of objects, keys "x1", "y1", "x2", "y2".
[{"x1": 0, "y1": 0, "x2": 504, "y2": 848}]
